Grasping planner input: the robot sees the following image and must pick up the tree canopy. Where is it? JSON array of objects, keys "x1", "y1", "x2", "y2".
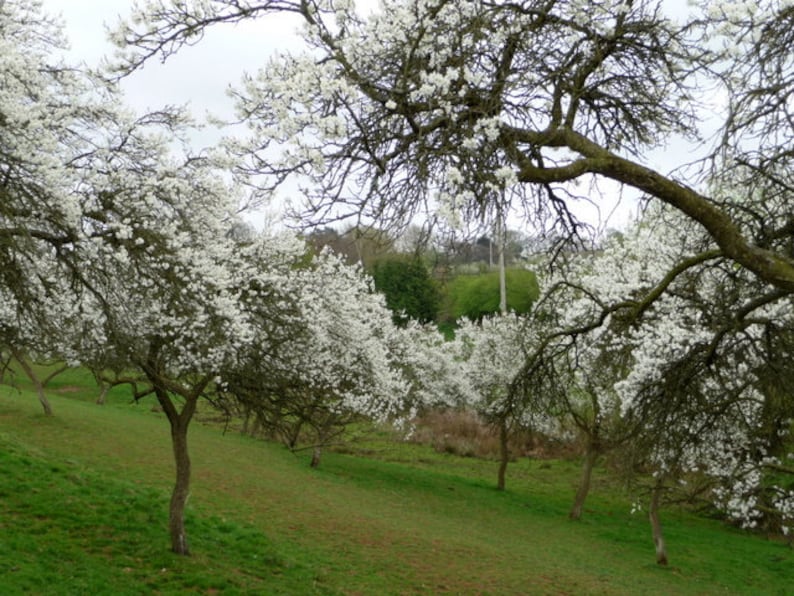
[
  {"x1": 371, "y1": 256, "x2": 440, "y2": 325},
  {"x1": 113, "y1": 0, "x2": 794, "y2": 291}
]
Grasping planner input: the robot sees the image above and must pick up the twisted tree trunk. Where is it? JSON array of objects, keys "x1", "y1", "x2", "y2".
[
  {"x1": 569, "y1": 442, "x2": 598, "y2": 520},
  {"x1": 144, "y1": 360, "x2": 211, "y2": 557},
  {"x1": 497, "y1": 419, "x2": 509, "y2": 491},
  {"x1": 11, "y1": 349, "x2": 53, "y2": 416},
  {"x1": 155, "y1": 386, "x2": 197, "y2": 556},
  {"x1": 310, "y1": 445, "x2": 323, "y2": 468},
  {"x1": 649, "y1": 479, "x2": 668, "y2": 566},
  {"x1": 95, "y1": 382, "x2": 110, "y2": 405}
]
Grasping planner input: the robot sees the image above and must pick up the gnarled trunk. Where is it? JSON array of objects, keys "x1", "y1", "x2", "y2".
[
  {"x1": 96, "y1": 382, "x2": 110, "y2": 405},
  {"x1": 497, "y1": 419, "x2": 509, "y2": 491},
  {"x1": 153, "y1": 385, "x2": 199, "y2": 556},
  {"x1": 310, "y1": 445, "x2": 323, "y2": 468},
  {"x1": 167, "y1": 414, "x2": 192, "y2": 555},
  {"x1": 12, "y1": 349, "x2": 53, "y2": 416},
  {"x1": 569, "y1": 442, "x2": 598, "y2": 520},
  {"x1": 649, "y1": 479, "x2": 668, "y2": 566},
  {"x1": 309, "y1": 425, "x2": 330, "y2": 468}
]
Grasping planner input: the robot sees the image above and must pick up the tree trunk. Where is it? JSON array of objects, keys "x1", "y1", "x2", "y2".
[
  {"x1": 96, "y1": 382, "x2": 109, "y2": 405},
  {"x1": 0, "y1": 351, "x2": 11, "y2": 384},
  {"x1": 168, "y1": 414, "x2": 192, "y2": 555},
  {"x1": 12, "y1": 349, "x2": 53, "y2": 416},
  {"x1": 142, "y1": 345, "x2": 211, "y2": 557},
  {"x1": 497, "y1": 419, "x2": 509, "y2": 491},
  {"x1": 310, "y1": 445, "x2": 323, "y2": 468},
  {"x1": 569, "y1": 442, "x2": 598, "y2": 520},
  {"x1": 649, "y1": 479, "x2": 668, "y2": 566},
  {"x1": 154, "y1": 387, "x2": 198, "y2": 556},
  {"x1": 310, "y1": 426, "x2": 329, "y2": 468},
  {"x1": 241, "y1": 405, "x2": 252, "y2": 435}
]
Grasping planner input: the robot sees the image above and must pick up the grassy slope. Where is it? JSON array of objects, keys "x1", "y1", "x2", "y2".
[{"x1": 0, "y1": 378, "x2": 792, "y2": 595}]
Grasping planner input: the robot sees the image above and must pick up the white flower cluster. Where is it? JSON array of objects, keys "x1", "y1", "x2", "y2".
[
  {"x1": 286, "y1": 251, "x2": 409, "y2": 422},
  {"x1": 533, "y1": 200, "x2": 794, "y2": 533},
  {"x1": 2, "y1": 1, "x2": 413, "y2": 437},
  {"x1": 395, "y1": 312, "x2": 559, "y2": 436}
]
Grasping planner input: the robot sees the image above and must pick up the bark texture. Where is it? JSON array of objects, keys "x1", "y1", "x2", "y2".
[
  {"x1": 569, "y1": 444, "x2": 598, "y2": 520},
  {"x1": 649, "y1": 480, "x2": 668, "y2": 566},
  {"x1": 12, "y1": 349, "x2": 53, "y2": 416},
  {"x1": 154, "y1": 385, "x2": 199, "y2": 556},
  {"x1": 497, "y1": 420, "x2": 509, "y2": 491},
  {"x1": 310, "y1": 445, "x2": 323, "y2": 468}
]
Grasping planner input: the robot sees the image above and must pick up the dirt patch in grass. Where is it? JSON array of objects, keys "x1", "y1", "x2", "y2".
[{"x1": 54, "y1": 385, "x2": 83, "y2": 394}]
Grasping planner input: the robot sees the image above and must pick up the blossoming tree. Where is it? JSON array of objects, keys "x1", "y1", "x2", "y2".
[
  {"x1": 217, "y1": 247, "x2": 409, "y2": 468},
  {"x1": 519, "y1": 202, "x2": 794, "y2": 562},
  {"x1": 112, "y1": 0, "x2": 794, "y2": 291},
  {"x1": 0, "y1": 0, "x2": 106, "y2": 414}
]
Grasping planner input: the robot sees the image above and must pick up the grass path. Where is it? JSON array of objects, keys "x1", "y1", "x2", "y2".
[{"x1": 1, "y1": 384, "x2": 792, "y2": 594}]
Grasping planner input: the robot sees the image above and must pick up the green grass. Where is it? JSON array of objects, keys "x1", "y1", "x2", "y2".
[{"x1": 1, "y1": 381, "x2": 793, "y2": 595}]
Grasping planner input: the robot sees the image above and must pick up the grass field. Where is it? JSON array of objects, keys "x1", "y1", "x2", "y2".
[{"x1": 1, "y1": 373, "x2": 792, "y2": 594}]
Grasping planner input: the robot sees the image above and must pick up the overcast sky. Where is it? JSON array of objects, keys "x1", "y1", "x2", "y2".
[
  {"x1": 41, "y1": 0, "x2": 306, "y2": 147},
  {"x1": 39, "y1": 0, "x2": 705, "y2": 232}
]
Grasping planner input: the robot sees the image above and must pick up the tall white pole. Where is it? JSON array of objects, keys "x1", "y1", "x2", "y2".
[{"x1": 498, "y1": 204, "x2": 507, "y2": 314}]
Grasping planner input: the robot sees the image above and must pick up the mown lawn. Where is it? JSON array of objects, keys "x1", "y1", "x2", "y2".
[{"x1": 0, "y1": 378, "x2": 792, "y2": 594}]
